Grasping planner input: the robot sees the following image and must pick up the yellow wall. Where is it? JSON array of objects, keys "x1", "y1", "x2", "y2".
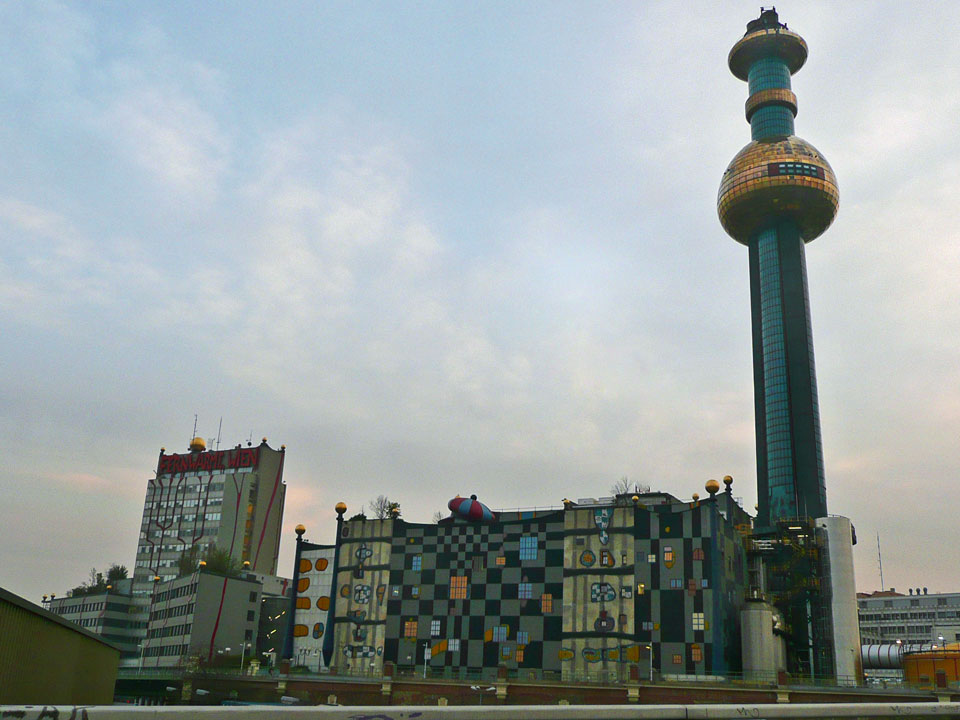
[
  {"x1": 0, "y1": 591, "x2": 120, "y2": 704},
  {"x1": 903, "y1": 651, "x2": 960, "y2": 688}
]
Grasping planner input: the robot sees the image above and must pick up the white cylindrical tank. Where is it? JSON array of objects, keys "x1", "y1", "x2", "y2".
[
  {"x1": 816, "y1": 515, "x2": 862, "y2": 685},
  {"x1": 741, "y1": 599, "x2": 785, "y2": 682}
]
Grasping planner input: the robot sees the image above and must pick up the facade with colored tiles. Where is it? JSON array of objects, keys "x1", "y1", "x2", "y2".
[{"x1": 288, "y1": 489, "x2": 752, "y2": 680}]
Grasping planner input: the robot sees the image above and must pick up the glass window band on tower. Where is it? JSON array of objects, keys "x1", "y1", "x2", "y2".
[{"x1": 747, "y1": 57, "x2": 794, "y2": 140}]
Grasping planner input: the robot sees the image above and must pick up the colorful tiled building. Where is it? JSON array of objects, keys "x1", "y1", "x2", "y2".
[{"x1": 289, "y1": 486, "x2": 752, "y2": 680}]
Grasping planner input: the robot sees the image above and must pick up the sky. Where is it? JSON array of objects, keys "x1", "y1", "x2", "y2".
[{"x1": 2, "y1": 1, "x2": 959, "y2": 604}]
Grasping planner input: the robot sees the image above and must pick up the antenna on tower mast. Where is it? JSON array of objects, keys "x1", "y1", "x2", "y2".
[
  {"x1": 877, "y1": 532, "x2": 885, "y2": 591},
  {"x1": 192, "y1": 414, "x2": 198, "y2": 441},
  {"x1": 216, "y1": 417, "x2": 223, "y2": 450}
]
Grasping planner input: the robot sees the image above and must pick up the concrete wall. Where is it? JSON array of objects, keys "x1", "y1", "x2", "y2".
[{"x1": 0, "y1": 586, "x2": 119, "y2": 704}]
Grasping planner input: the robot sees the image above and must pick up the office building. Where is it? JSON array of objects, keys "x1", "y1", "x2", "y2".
[{"x1": 45, "y1": 578, "x2": 140, "y2": 662}]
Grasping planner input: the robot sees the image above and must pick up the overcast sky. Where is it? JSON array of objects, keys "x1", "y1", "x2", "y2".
[{"x1": 2, "y1": 2, "x2": 958, "y2": 604}]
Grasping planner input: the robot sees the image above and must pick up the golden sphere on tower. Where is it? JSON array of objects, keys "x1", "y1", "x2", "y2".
[
  {"x1": 188, "y1": 437, "x2": 206, "y2": 452},
  {"x1": 631, "y1": 495, "x2": 640, "y2": 503},
  {"x1": 199, "y1": 560, "x2": 207, "y2": 567},
  {"x1": 295, "y1": 524, "x2": 306, "y2": 536},
  {"x1": 718, "y1": 136, "x2": 838, "y2": 244},
  {"x1": 692, "y1": 493, "x2": 700, "y2": 501},
  {"x1": 335, "y1": 502, "x2": 347, "y2": 515},
  {"x1": 723, "y1": 475, "x2": 734, "y2": 487},
  {"x1": 705, "y1": 479, "x2": 720, "y2": 496}
]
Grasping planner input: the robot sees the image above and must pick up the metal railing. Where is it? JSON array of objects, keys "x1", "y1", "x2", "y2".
[{"x1": 4, "y1": 703, "x2": 960, "y2": 718}]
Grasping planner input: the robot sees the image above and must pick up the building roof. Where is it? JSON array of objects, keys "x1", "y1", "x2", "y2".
[{"x1": 0, "y1": 585, "x2": 120, "y2": 651}]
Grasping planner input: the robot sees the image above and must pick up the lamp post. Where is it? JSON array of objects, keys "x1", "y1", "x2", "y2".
[
  {"x1": 645, "y1": 644, "x2": 654, "y2": 683},
  {"x1": 240, "y1": 641, "x2": 250, "y2": 674}
]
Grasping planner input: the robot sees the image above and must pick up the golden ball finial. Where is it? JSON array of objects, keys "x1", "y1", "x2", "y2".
[
  {"x1": 106, "y1": 584, "x2": 112, "y2": 591},
  {"x1": 262, "y1": 437, "x2": 268, "y2": 444},
  {"x1": 723, "y1": 475, "x2": 733, "y2": 487},
  {"x1": 243, "y1": 560, "x2": 250, "y2": 568},
  {"x1": 692, "y1": 493, "x2": 700, "y2": 501},
  {"x1": 335, "y1": 502, "x2": 347, "y2": 516},
  {"x1": 160, "y1": 447, "x2": 165, "y2": 453},
  {"x1": 43, "y1": 594, "x2": 48, "y2": 601},
  {"x1": 189, "y1": 437, "x2": 206, "y2": 452},
  {"x1": 631, "y1": 495, "x2": 640, "y2": 503},
  {"x1": 295, "y1": 524, "x2": 306, "y2": 536},
  {"x1": 199, "y1": 560, "x2": 207, "y2": 567},
  {"x1": 153, "y1": 575, "x2": 161, "y2": 583},
  {"x1": 281, "y1": 444, "x2": 286, "y2": 450},
  {"x1": 705, "y1": 479, "x2": 720, "y2": 496}
]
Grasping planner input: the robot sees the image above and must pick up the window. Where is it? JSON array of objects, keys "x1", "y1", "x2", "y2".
[
  {"x1": 519, "y1": 536, "x2": 538, "y2": 561},
  {"x1": 412, "y1": 555, "x2": 422, "y2": 572},
  {"x1": 642, "y1": 621, "x2": 654, "y2": 631},
  {"x1": 404, "y1": 620, "x2": 418, "y2": 638},
  {"x1": 692, "y1": 612, "x2": 705, "y2": 630},
  {"x1": 541, "y1": 593, "x2": 553, "y2": 613},
  {"x1": 431, "y1": 619, "x2": 441, "y2": 637},
  {"x1": 518, "y1": 582, "x2": 532, "y2": 600},
  {"x1": 501, "y1": 646, "x2": 512, "y2": 659},
  {"x1": 648, "y1": 554, "x2": 656, "y2": 563},
  {"x1": 687, "y1": 579, "x2": 697, "y2": 592},
  {"x1": 692, "y1": 644, "x2": 703, "y2": 662},
  {"x1": 517, "y1": 631, "x2": 529, "y2": 645},
  {"x1": 670, "y1": 578, "x2": 683, "y2": 589},
  {"x1": 673, "y1": 654, "x2": 683, "y2": 665},
  {"x1": 491, "y1": 625, "x2": 508, "y2": 642},
  {"x1": 692, "y1": 548, "x2": 704, "y2": 561},
  {"x1": 247, "y1": 610, "x2": 256, "y2": 622},
  {"x1": 449, "y1": 639, "x2": 460, "y2": 652},
  {"x1": 450, "y1": 575, "x2": 468, "y2": 600},
  {"x1": 495, "y1": 555, "x2": 506, "y2": 566},
  {"x1": 391, "y1": 586, "x2": 401, "y2": 598},
  {"x1": 516, "y1": 646, "x2": 525, "y2": 663},
  {"x1": 249, "y1": 592, "x2": 257, "y2": 602},
  {"x1": 411, "y1": 585, "x2": 420, "y2": 598},
  {"x1": 663, "y1": 546, "x2": 674, "y2": 564},
  {"x1": 472, "y1": 555, "x2": 484, "y2": 571},
  {"x1": 700, "y1": 578, "x2": 709, "y2": 589}
]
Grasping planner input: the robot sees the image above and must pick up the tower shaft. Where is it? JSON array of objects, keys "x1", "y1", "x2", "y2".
[{"x1": 749, "y1": 218, "x2": 826, "y2": 526}]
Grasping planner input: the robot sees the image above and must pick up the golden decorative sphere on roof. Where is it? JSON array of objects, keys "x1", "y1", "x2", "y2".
[
  {"x1": 160, "y1": 447, "x2": 165, "y2": 453},
  {"x1": 262, "y1": 437, "x2": 268, "y2": 443},
  {"x1": 199, "y1": 560, "x2": 207, "y2": 567},
  {"x1": 243, "y1": 560, "x2": 250, "y2": 567},
  {"x1": 153, "y1": 575, "x2": 161, "y2": 583},
  {"x1": 705, "y1": 479, "x2": 721, "y2": 496},
  {"x1": 335, "y1": 502, "x2": 347, "y2": 515},
  {"x1": 281, "y1": 445, "x2": 286, "y2": 450},
  {"x1": 188, "y1": 437, "x2": 206, "y2": 452},
  {"x1": 295, "y1": 524, "x2": 306, "y2": 535},
  {"x1": 631, "y1": 495, "x2": 640, "y2": 503},
  {"x1": 723, "y1": 475, "x2": 733, "y2": 487},
  {"x1": 692, "y1": 493, "x2": 700, "y2": 501}
]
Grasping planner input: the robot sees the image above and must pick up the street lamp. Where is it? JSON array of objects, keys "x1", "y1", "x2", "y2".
[
  {"x1": 240, "y1": 641, "x2": 251, "y2": 673},
  {"x1": 470, "y1": 685, "x2": 496, "y2": 705},
  {"x1": 645, "y1": 644, "x2": 654, "y2": 683}
]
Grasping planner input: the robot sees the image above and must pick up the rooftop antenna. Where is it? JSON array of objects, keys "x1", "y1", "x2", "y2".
[
  {"x1": 192, "y1": 414, "x2": 198, "y2": 442},
  {"x1": 247, "y1": 429, "x2": 254, "y2": 447},
  {"x1": 877, "y1": 532, "x2": 885, "y2": 591},
  {"x1": 216, "y1": 417, "x2": 223, "y2": 450}
]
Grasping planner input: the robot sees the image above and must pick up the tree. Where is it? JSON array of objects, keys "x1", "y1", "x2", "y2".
[
  {"x1": 611, "y1": 476, "x2": 651, "y2": 496},
  {"x1": 106, "y1": 564, "x2": 128, "y2": 583},
  {"x1": 177, "y1": 546, "x2": 201, "y2": 577},
  {"x1": 202, "y1": 545, "x2": 241, "y2": 576},
  {"x1": 432, "y1": 511, "x2": 446, "y2": 523},
  {"x1": 370, "y1": 495, "x2": 401, "y2": 519}
]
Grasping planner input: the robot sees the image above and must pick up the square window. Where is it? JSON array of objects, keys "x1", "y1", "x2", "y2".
[
  {"x1": 692, "y1": 644, "x2": 703, "y2": 662},
  {"x1": 404, "y1": 620, "x2": 418, "y2": 638},
  {"x1": 670, "y1": 578, "x2": 682, "y2": 589},
  {"x1": 700, "y1": 578, "x2": 709, "y2": 589},
  {"x1": 246, "y1": 610, "x2": 255, "y2": 622},
  {"x1": 673, "y1": 654, "x2": 682, "y2": 665},
  {"x1": 642, "y1": 621, "x2": 653, "y2": 631},
  {"x1": 516, "y1": 646, "x2": 525, "y2": 663},
  {"x1": 450, "y1": 575, "x2": 468, "y2": 600},
  {"x1": 692, "y1": 548, "x2": 704, "y2": 561},
  {"x1": 411, "y1": 585, "x2": 420, "y2": 599},
  {"x1": 517, "y1": 631, "x2": 529, "y2": 645},
  {"x1": 472, "y1": 555, "x2": 484, "y2": 572},
  {"x1": 663, "y1": 546, "x2": 674, "y2": 564},
  {"x1": 541, "y1": 593, "x2": 553, "y2": 613},
  {"x1": 449, "y1": 638, "x2": 460, "y2": 652},
  {"x1": 519, "y1": 536, "x2": 538, "y2": 561},
  {"x1": 518, "y1": 582, "x2": 532, "y2": 600},
  {"x1": 495, "y1": 555, "x2": 506, "y2": 566},
  {"x1": 491, "y1": 625, "x2": 508, "y2": 642},
  {"x1": 501, "y1": 645, "x2": 512, "y2": 659},
  {"x1": 431, "y1": 619, "x2": 441, "y2": 637},
  {"x1": 391, "y1": 586, "x2": 401, "y2": 598},
  {"x1": 692, "y1": 612, "x2": 705, "y2": 630},
  {"x1": 412, "y1": 554, "x2": 422, "y2": 572}
]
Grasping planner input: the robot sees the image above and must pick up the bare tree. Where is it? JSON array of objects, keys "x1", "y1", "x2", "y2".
[
  {"x1": 432, "y1": 511, "x2": 446, "y2": 523},
  {"x1": 370, "y1": 495, "x2": 401, "y2": 519},
  {"x1": 611, "y1": 476, "x2": 651, "y2": 496}
]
